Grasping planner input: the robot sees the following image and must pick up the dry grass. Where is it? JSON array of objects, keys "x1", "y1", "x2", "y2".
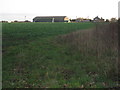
[{"x1": 56, "y1": 23, "x2": 119, "y2": 85}]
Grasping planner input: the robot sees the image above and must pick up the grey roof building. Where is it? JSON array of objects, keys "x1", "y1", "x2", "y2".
[
  {"x1": 93, "y1": 16, "x2": 104, "y2": 22},
  {"x1": 33, "y1": 16, "x2": 69, "y2": 22}
]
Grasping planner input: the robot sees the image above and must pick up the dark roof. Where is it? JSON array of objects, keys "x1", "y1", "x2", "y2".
[
  {"x1": 34, "y1": 16, "x2": 66, "y2": 18},
  {"x1": 33, "y1": 16, "x2": 68, "y2": 22},
  {"x1": 34, "y1": 16, "x2": 67, "y2": 19},
  {"x1": 94, "y1": 16, "x2": 100, "y2": 20}
]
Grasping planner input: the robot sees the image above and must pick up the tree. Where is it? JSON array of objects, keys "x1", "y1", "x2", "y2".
[
  {"x1": 110, "y1": 18, "x2": 117, "y2": 22},
  {"x1": 105, "y1": 19, "x2": 109, "y2": 22},
  {"x1": 14, "y1": 20, "x2": 18, "y2": 22},
  {"x1": 24, "y1": 20, "x2": 31, "y2": 22}
]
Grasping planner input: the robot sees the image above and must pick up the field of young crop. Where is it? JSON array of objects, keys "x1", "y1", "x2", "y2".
[{"x1": 2, "y1": 22, "x2": 119, "y2": 88}]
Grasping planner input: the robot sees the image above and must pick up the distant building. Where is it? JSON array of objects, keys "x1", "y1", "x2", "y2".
[
  {"x1": 78, "y1": 18, "x2": 91, "y2": 22},
  {"x1": 70, "y1": 18, "x2": 91, "y2": 22},
  {"x1": 33, "y1": 16, "x2": 70, "y2": 22},
  {"x1": 93, "y1": 16, "x2": 104, "y2": 22},
  {"x1": 82, "y1": 19, "x2": 91, "y2": 22},
  {"x1": 70, "y1": 19, "x2": 77, "y2": 22}
]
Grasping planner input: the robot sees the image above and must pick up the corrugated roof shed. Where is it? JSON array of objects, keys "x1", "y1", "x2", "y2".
[{"x1": 33, "y1": 16, "x2": 68, "y2": 22}]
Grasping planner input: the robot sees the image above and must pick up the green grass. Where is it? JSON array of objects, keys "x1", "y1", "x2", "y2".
[{"x1": 2, "y1": 22, "x2": 118, "y2": 88}]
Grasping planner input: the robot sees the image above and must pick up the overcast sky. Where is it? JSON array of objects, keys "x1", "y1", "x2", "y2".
[{"x1": 0, "y1": 0, "x2": 120, "y2": 21}]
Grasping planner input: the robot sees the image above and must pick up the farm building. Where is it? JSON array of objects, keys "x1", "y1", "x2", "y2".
[
  {"x1": 33, "y1": 16, "x2": 70, "y2": 22},
  {"x1": 93, "y1": 16, "x2": 104, "y2": 22},
  {"x1": 76, "y1": 18, "x2": 91, "y2": 22},
  {"x1": 70, "y1": 18, "x2": 91, "y2": 22}
]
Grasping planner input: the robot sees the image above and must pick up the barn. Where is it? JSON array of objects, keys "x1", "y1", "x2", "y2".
[{"x1": 33, "y1": 16, "x2": 69, "y2": 22}]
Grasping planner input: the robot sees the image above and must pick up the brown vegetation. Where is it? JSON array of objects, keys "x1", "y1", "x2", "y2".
[{"x1": 56, "y1": 22, "x2": 119, "y2": 85}]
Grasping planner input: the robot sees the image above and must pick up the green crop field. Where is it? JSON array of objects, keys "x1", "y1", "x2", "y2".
[{"x1": 2, "y1": 22, "x2": 118, "y2": 88}]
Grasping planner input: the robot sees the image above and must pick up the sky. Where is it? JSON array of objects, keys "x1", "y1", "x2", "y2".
[
  {"x1": 118, "y1": 1, "x2": 120, "y2": 18},
  {"x1": 0, "y1": 0, "x2": 120, "y2": 21}
]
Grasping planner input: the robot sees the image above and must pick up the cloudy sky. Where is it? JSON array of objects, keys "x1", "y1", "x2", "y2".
[{"x1": 0, "y1": 0, "x2": 120, "y2": 21}]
